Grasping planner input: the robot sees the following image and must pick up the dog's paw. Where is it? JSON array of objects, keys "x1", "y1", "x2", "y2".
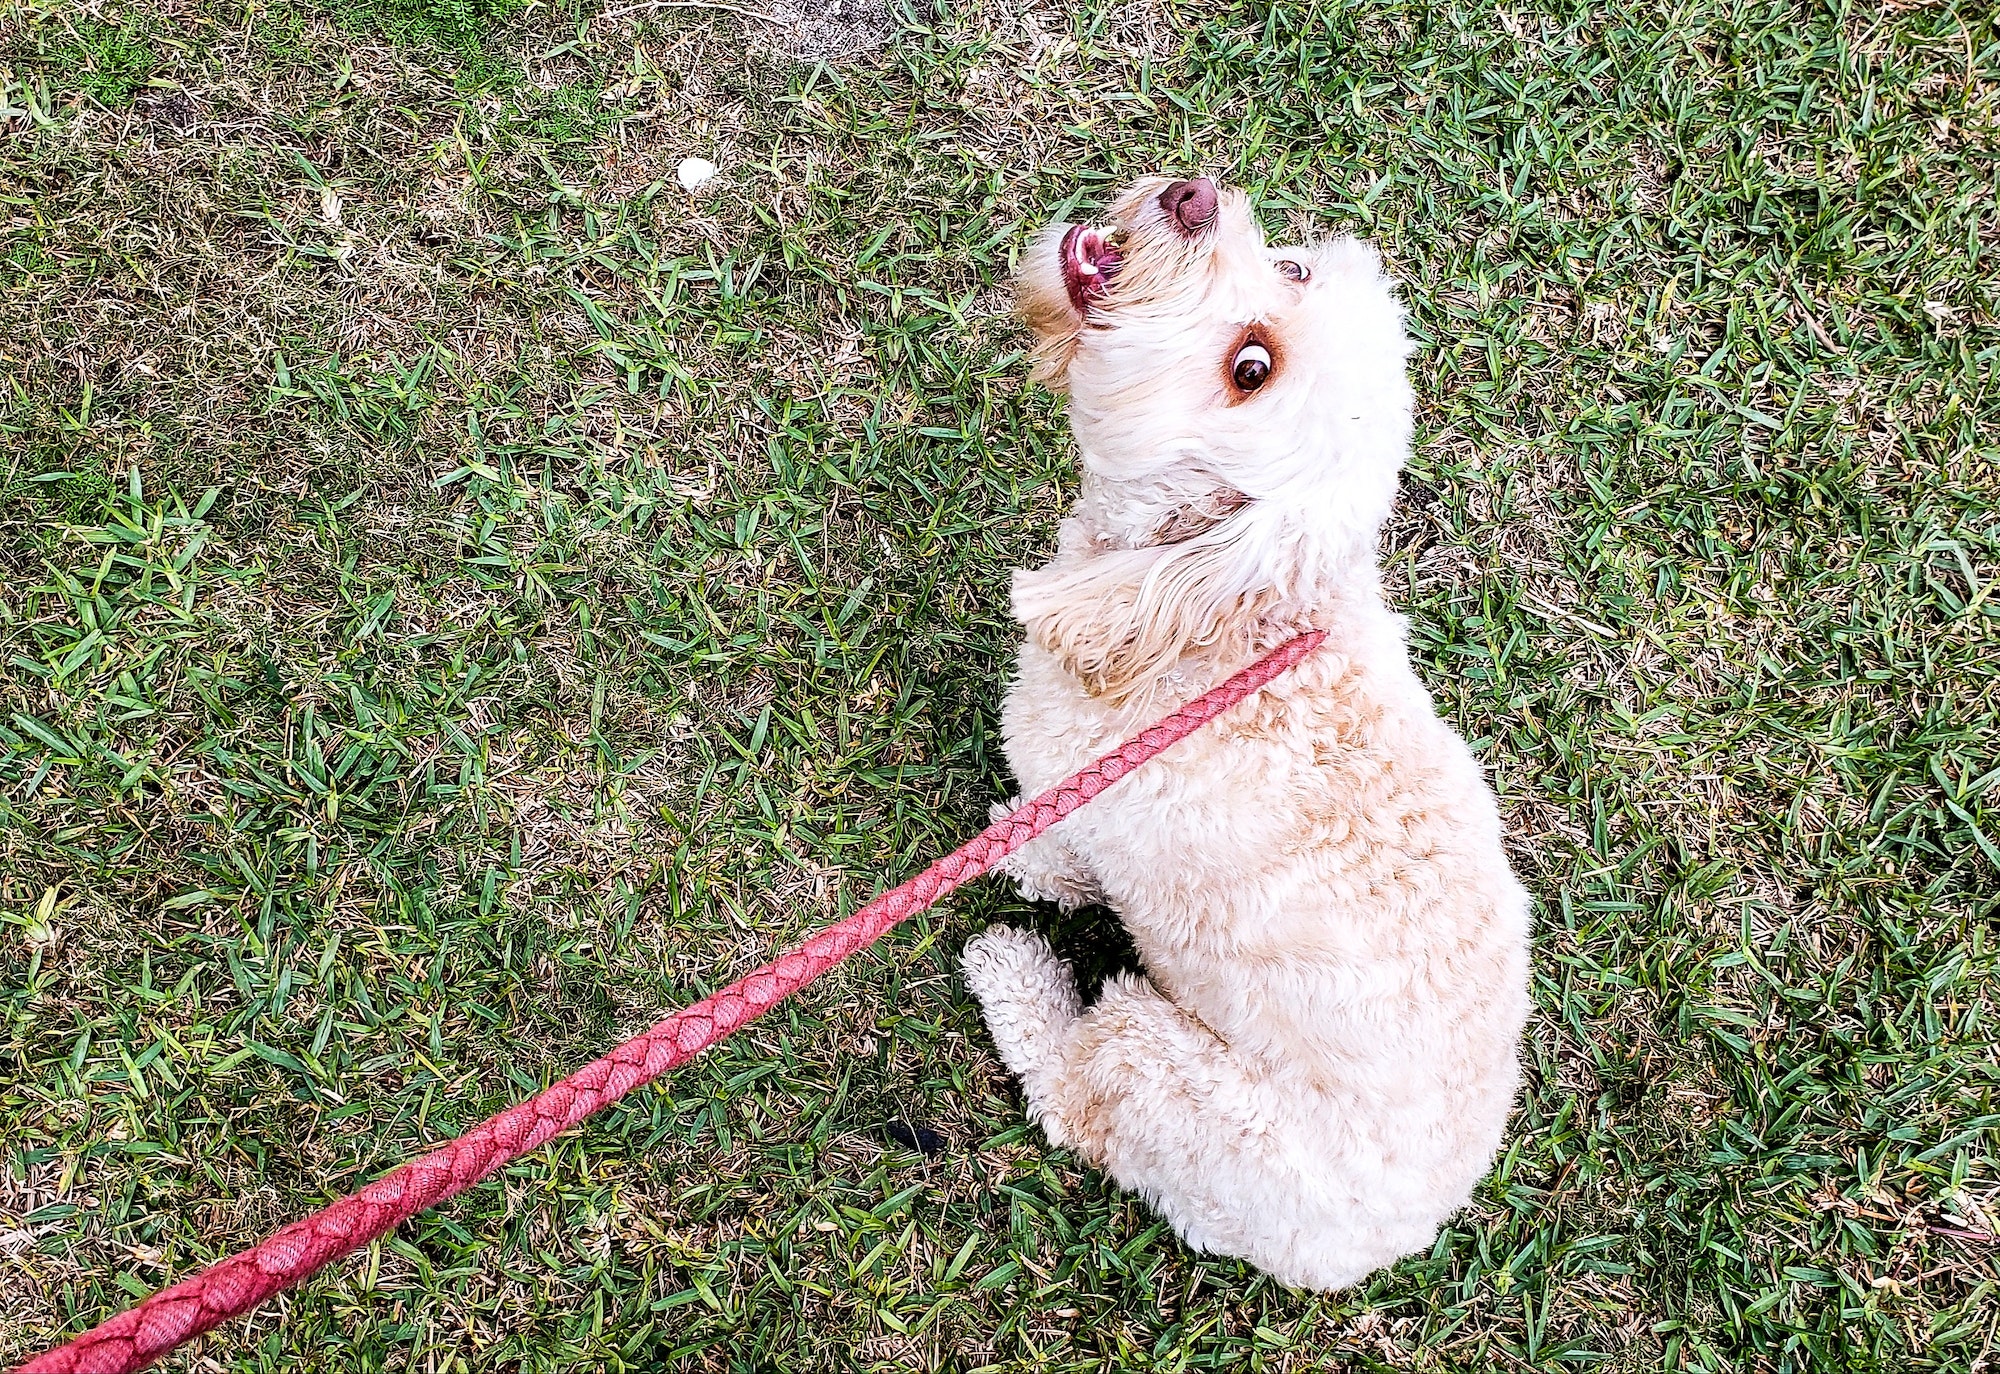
[
  {"x1": 962, "y1": 926, "x2": 1082, "y2": 1070},
  {"x1": 987, "y1": 801, "x2": 1105, "y2": 910},
  {"x1": 962, "y1": 926, "x2": 1083, "y2": 1140},
  {"x1": 963, "y1": 923, "x2": 1058, "y2": 1002},
  {"x1": 1014, "y1": 868, "x2": 1105, "y2": 912}
]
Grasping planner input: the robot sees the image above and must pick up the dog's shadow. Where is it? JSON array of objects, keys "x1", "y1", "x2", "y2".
[{"x1": 1033, "y1": 900, "x2": 1144, "y2": 994}]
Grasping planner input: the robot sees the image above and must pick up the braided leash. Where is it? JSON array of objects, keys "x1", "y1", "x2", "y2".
[{"x1": 17, "y1": 631, "x2": 1324, "y2": 1374}]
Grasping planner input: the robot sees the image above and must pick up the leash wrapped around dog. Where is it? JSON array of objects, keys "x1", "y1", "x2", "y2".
[{"x1": 16, "y1": 631, "x2": 1324, "y2": 1374}]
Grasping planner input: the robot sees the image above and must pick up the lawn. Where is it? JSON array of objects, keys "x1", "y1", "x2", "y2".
[{"x1": 2, "y1": 0, "x2": 1996, "y2": 1369}]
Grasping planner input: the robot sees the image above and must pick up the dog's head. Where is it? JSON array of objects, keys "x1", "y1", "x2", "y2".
[{"x1": 1012, "y1": 176, "x2": 1415, "y2": 700}]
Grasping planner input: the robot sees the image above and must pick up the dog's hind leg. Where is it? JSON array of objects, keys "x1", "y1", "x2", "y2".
[
  {"x1": 961, "y1": 925, "x2": 1085, "y2": 1144},
  {"x1": 964, "y1": 936, "x2": 1402, "y2": 1291}
]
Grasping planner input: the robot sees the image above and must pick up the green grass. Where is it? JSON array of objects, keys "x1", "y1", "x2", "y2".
[
  {"x1": 2, "y1": 0, "x2": 1996, "y2": 1370},
  {"x1": 41, "y1": 15, "x2": 157, "y2": 109},
  {"x1": 335, "y1": 0, "x2": 527, "y2": 54}
]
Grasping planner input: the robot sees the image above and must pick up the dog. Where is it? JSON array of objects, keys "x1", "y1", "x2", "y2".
[{"x1": 960, "y1": 176, "x2": 1532, "y2": 1291}]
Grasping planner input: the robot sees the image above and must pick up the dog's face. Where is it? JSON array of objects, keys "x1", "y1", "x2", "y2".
[
  {"x1": 1009, "y1": 177, "x2": 1417, "y2": 700},
  {"x1": 1015, "y1": 176, "x2": 1412, "y2": 517}
]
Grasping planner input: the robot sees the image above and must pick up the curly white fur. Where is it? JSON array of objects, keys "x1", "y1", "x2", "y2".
[{"x1": 962, "y1": 177, "x2": 1533, "y2": 1291}]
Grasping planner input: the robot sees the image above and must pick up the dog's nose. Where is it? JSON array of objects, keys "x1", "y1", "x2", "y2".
[{"x1": 1159, "y1": 177, "x2": 1219, "y2": 237}]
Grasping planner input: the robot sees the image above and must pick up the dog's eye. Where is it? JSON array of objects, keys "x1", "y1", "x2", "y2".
[
  {"x1": 1231, "y1": 341, "x2": 1272, "y2": 392},
  {"x1": 1276, "y1": 259, "x2": 1310, "y2": 282}
]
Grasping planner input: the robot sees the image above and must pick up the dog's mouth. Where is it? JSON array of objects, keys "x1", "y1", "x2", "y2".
[{"x1": 1060, "y1": 224, "x2": 1124, "y2": 315}]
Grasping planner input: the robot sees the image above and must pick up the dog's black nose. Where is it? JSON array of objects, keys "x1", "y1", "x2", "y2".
[{"x1": 1159, "y1": 177, "x2": 1219, "y2": 237}]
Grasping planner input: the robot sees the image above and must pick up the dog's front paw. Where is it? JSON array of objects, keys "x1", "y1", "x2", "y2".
[
  {"x1": 988, "y1": 800, "x2": 1105, "y2": 910},
  {"x1": 1015, "y1": 869, "x2": 1105, "y2": 911}
]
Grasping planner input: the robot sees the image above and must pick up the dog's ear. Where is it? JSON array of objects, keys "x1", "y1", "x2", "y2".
[
  {"x1": 1012, "y1": 532, "x2": 1286, "y2": 703},
  {"x1": 1015, "y1": 293, "x2": 1081, "y2": 391},
  {"x1": 1023, "y1": 333, "x2": 1079, "y2": 391},
  {"x1": 1014, "y1": 224, "x2": 1085, "y2": 389}
]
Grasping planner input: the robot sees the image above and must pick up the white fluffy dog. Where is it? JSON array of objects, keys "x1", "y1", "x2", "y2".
[{"x1": 961, "y1": 176, "x2": 1533, "y2": 1291}]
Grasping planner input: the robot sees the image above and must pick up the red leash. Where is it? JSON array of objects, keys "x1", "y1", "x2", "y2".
[{"x1": 16, "y1": 632, "x2": 1324, "y2": 1374}]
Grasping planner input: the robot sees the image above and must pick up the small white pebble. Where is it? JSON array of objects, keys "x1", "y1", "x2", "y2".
[{"x1": 677, "y1": 157, "x2": 717, "y2": 191}]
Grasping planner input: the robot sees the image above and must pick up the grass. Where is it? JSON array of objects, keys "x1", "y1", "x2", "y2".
[{"x1": 1, "y1": 0, "x2": 1996, "y2": 1369}]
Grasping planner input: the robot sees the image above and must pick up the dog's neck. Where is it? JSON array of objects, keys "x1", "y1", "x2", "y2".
[
  {"x1": 1061, "y1": 468, "x2": 1377, "y2": 592},
  {"x1": 1067, "y1": 469, "x2": 1254, "y2": 553},
  {"x1": 1018, "y1": 465, "x2": 1386, "y2": 704}
]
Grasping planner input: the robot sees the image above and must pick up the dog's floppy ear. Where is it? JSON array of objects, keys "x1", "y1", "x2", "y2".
[
  {"x1": 1011, "y1": 531, "x2": 1286, "y2": 703},
  {"x1": 1013, "y1": 224, "x2": 1086, "y2": 389},
  {"x1": 1015, "y1": 290, "x2": 1082, "y2": 391}
]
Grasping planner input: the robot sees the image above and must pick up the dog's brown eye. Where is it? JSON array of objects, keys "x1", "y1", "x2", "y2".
[
  {"x1": 1277, "y1": 259, "x2": 1309, "y2": 282},
  {"x1": 1231, "y1": 341, "x2": 1272, "y2": 392}
]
